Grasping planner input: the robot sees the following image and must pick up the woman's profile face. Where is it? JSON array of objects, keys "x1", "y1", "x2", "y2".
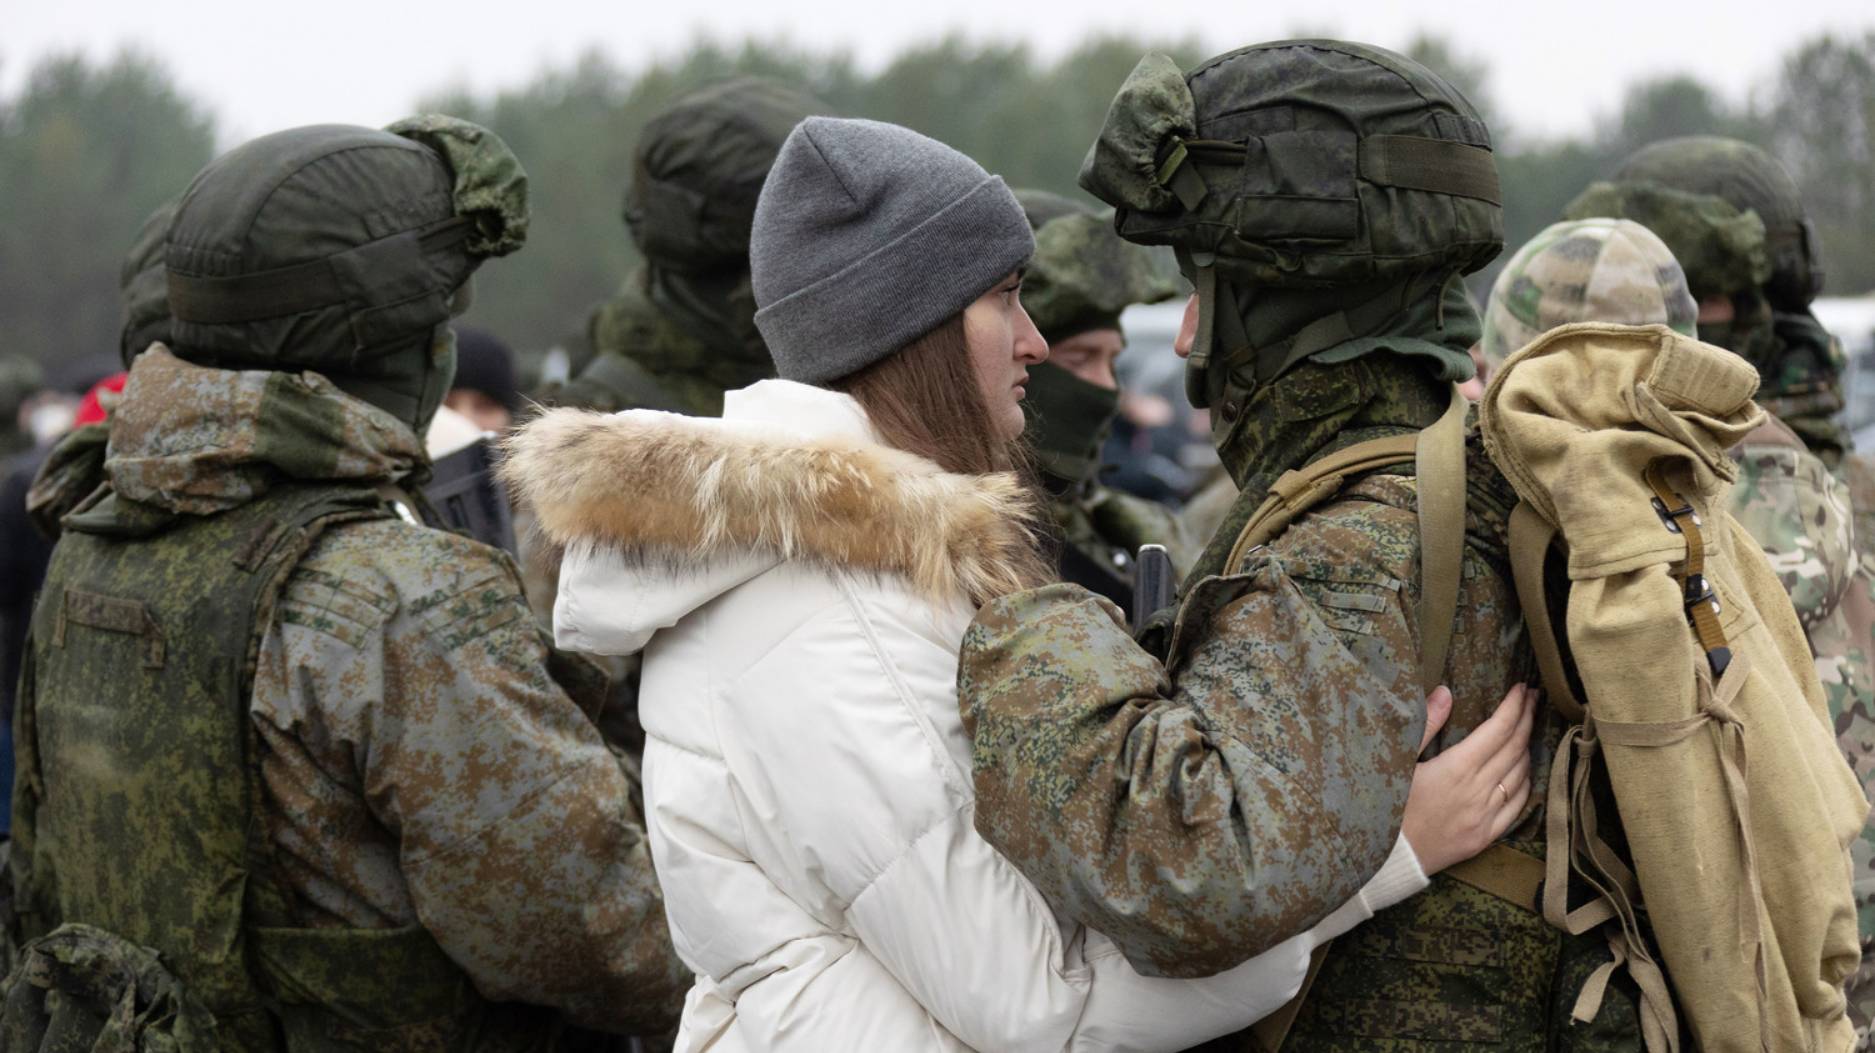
[{"x1": 962, "y1": 271, "x2": 1049, "y2": 440}]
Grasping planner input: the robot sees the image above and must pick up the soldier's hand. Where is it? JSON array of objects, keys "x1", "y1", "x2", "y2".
[{"x1": 1400, "y1": 683, "x2": 1536, "y2": 875}]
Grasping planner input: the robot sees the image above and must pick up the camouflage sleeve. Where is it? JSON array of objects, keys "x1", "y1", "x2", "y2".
[
  {"x1": 960, "y1": 509, "x2": 1427, "y2": 980},
  {"x1": 1726, "y1": 440, "x2": 1856, "y2": 630},
  {"x1": 254, "y1": 523, "x2": 689, "y2": 1034}
]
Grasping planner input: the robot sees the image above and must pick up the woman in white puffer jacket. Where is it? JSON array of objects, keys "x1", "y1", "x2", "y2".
[{"x1": 503, "y1": 118, "x2": 1533, "y2": 1052}]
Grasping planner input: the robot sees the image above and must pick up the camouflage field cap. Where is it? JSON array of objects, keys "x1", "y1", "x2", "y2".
[
  {"x1": 1481, "y1": 218, "x2": 1698, "y2": 368},
  {"x1": 1079, "y1": 41, "x2": 1503, "y2": 289},
  {"x1": 1015, "y1": 189, "x2": 1180, "y2": 342},
  {"x1": 624, "y1": 77, "x2": 825, "y2": 273},
  {"x1": 118, "y1": 198, "x2": 178, "y2": 367}
]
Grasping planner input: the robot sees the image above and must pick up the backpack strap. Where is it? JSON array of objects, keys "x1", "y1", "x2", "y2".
[
  {"x1": 1224, "y1": 385, "x2": 1468, "y2": 695},
  {"x1": 1508, "y1": 502, "x2": 1587, "y2": 722},
  {"x1": 1413, "y1": 381, "x2": 1469, "y2": 695},
  {"x1": 1239, "y1": 387, "x2": 1468, "y2": 1053}
]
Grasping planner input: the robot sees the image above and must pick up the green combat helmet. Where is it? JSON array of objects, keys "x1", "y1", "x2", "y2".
[
  {"x1": 1079, "y1": 40, "x2": 1500, "y2": 526},
  {"x1": 1564, "y1": 136, "x2": 1844, "y2": 456},
  {"x1": 1082, "y1": 41, "x2": 1501, "y2": 415},
  {"x1": 560, "y1": 77, "x2": 825, "y2": 415},
  {"x1": 165, "y1": 115, "x2": 527, "y2": 436},
  {"x1": 119, "y1": 198, "x2": 179, "y2": 367},
  {"x1": 1481, "y1": 217, "x2": 1697, "y2": 370}
]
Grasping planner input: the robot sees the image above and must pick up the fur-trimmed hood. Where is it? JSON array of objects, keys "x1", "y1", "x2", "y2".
[{"x1": 501, "y1": 381, "x2": 1041, "y2": 651}]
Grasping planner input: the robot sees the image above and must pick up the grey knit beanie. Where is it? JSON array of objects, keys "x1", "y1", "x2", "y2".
[{"x1": 750, "y1": 117, "x2": 1034, "y2": 385}]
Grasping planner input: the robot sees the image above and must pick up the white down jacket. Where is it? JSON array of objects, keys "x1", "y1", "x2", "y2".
[{"x1": 505, "y1": 380, "x2": 1428, "y2": 1052}]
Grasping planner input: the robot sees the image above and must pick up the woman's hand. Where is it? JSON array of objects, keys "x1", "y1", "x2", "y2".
[{"x1": 1401, "y1": 682, "x2": 1537, "y2": 875}]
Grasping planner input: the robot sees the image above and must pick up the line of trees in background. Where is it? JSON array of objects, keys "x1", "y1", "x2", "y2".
[{"x1": 2, "y1": 31, "x2": 1872, "y2": 371}]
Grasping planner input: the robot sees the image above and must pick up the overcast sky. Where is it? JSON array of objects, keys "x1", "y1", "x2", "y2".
[{"x1": 6, "y1": 0, "x2": 1872, "y2": 145}]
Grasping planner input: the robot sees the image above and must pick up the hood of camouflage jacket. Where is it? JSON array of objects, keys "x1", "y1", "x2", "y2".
[
  {"x1": 501, "y1": 379, "x2": 1041, "y2": 655},
  {"x1": 99, "y1": 344, "x2": 426, "y2": 519}
]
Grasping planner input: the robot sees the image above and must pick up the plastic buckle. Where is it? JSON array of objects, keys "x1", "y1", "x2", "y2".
[
  {"x1": 1651, "y1": 495, "x2": 1700, "y2": 534},
  {"x1": 1684, "y1": 572, "x2": 1721, "y2": 616}
]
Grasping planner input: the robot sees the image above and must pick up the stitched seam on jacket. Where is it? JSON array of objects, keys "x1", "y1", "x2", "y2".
[
  {"x1": 846, "y1": 805, "x2": 1089, "y2": 1031},
  {"x1": 834, "y1": 570, "x2": 972, "y2": 800}
]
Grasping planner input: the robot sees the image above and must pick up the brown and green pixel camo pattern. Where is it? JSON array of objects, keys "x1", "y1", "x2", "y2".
[
  {"x1": 24, "y1": 423, "x2": 108, "y2": 539},
  {"x1": 103, "y1": 346, "x2": 426, "y2": 516},
  {"x1": 1021, "y1": 207, "x2": 1179, "y2": 343},
  {"x1": 12, "y1": 348, "x2": 687, "y2": 1041},
  {"x1": 1, "y1": 923, "x2": 217, "y2": 1051},
  {"x1": 385, "y1": 114, "x2": 530, "y2": 260},
  {"x1": 962, "y1": 430, "x2": 1546, "y2": 976}
]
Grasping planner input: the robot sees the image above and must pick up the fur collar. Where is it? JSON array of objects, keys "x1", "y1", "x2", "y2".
[{"x1": 501, "y1": 407, "x2": 1042, "y2": 605}]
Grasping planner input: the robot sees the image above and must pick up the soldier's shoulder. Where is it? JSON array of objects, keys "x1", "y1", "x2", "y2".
[
  {"x1": 281, "y1": 518, "x2": 530, "y2": 652},
  {"x1": 1301, "y1": 474, "x2": 1420, "y2": 544},
  {"x1": 588, "y1": 284, "x2": 700, "y2": 360}
]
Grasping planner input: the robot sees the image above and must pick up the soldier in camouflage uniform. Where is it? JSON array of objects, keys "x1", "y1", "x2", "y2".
[
  {"x1": 958, "y1": 41, "x2": 1661, "y2": 1049},
  {"x1": 541, "y1": 77, "x2": 824, "y2": 417},
  {"x1": 4, "y1": 119, "x2": 687, "y2": 1050},
  {"x1": 1565, "y1": 138, "x2": 1875, "y2": 1042},
  {"x1": 1014, "y1": 189, "x2": 1194, "y2": 615}
]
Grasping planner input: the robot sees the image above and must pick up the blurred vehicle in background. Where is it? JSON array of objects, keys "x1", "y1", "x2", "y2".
[{"x1": 1108, "y1": 299, "x2": 1216, "y2": 504}]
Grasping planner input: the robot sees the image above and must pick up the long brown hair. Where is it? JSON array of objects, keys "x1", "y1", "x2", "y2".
[
  {"x1": 833, "y1": 316, "x2": 1007, "y2": 475},
  {"x1": 832, "y1": 314, "x2": 1054, "y2": 590}
]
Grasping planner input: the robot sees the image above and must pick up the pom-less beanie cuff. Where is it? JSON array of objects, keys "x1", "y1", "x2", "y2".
[
  {"x1": 758, "y1": 176, "x2": 1031, "y2": 384},
  {"x1": 750, "y1": 117, "x2": 1035, "y2": 386}
]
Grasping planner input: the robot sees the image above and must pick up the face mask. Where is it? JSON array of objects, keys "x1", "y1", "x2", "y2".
[
  {"x1": 328, "y1": 325, "x2": 457, "y2": 439},
  {"x1": 1021, "y1": 362, "x2": 1121, "y2": 492}
]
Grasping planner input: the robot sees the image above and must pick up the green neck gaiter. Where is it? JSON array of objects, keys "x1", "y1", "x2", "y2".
[
  {"x1": 330, "y1": 325, "x2": 457, "y2": 440},
  {"x1": 1759, "y1": 307, "x2": 1850, "y2": 463},
  {"x1": 1211, "y1": 278, "x2": 1475, "y2": 490},
  {"x1": 1184, "y1": 281, "x2": 1473, "y2": 583},
  {"x1": 644, "y1": 265, "x2": 774, "y2": 392},
  {"x1": 1022, "y1": 361, "x2": 1121, "y2": 496}
]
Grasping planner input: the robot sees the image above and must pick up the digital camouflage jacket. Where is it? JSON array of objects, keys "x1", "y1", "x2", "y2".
[
  {"x1": 962, "y1": 410, "x2": 1659, "y2": 1048},
  {"x1": 8, "y1": 347, "x2": 687, "y2": 1046}
]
